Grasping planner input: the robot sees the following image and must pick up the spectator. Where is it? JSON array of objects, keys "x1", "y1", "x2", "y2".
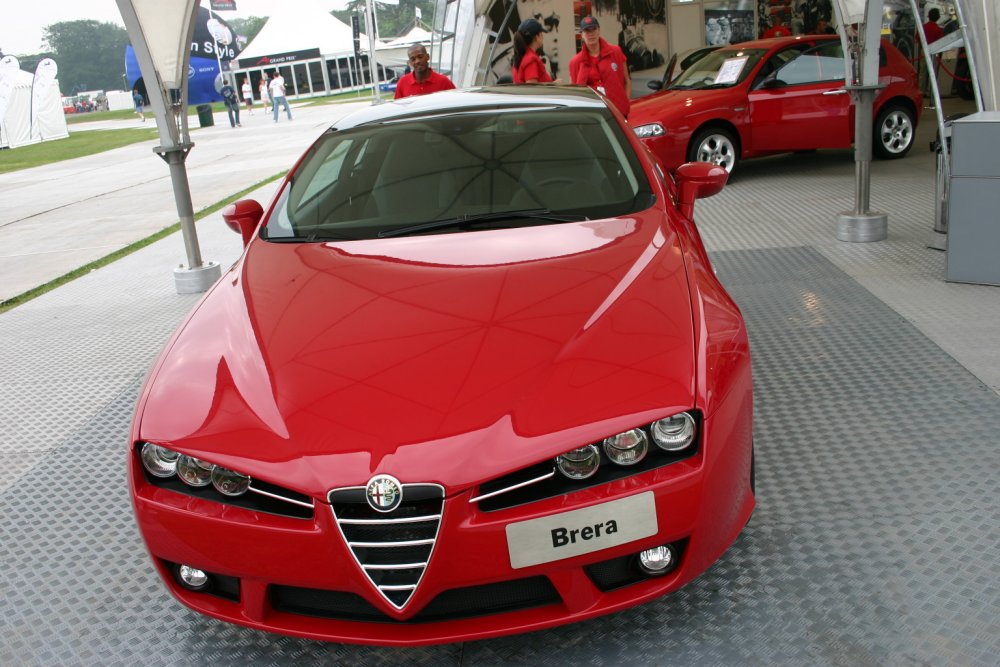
[
  {"x1": 763, "y1": 14, "x2": 793, "y2": 38},
  {"x1": 132, "y1": 87, "x2": 145, "y2": 122},
  {"x1": 569, "y1": 16, "x2": 631, "y2": 117},
  {"x1": 241, "y1": 77, "x2": 254, "y2": 115},
  {"x1": 220, "y1": 79, "x2": 241, "y2": 128},
  {"x1": 814, "y1": 17, "x2": 836, "y2": 34},
  {"x1": 269, "y1": 70, "x2": 293, "y2": 122},
  {"x1": 921, "y1": 8, "x2": 945, "y2": 104},
  {"x1": 394, "y1": 45, "x2": 456, "y2": 99},
  {"x1": 259, "y1": 77, "x2": 270, "y2": 108}
]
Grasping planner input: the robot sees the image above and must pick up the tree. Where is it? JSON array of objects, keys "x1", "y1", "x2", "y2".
[
  {"x1": 43, "y1": 20, "x2": 129, "y2": 92},
  {"x1": 228, "y1": 16, "x2": 268, "y2": 48},
  {"x1": 333, "y1": 0, "x2": 436, "y2": 41}
]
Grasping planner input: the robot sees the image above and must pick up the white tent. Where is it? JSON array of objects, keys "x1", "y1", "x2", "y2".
[
  {"x1": 377, "y1": 25, "x2": 435, "y2": 68},
  {"x1": 0, "y1": 69, "x2": 69, "y2": 150},
  {"x1": 236, "y1": 0, "x2": 368, "y2": 62}
]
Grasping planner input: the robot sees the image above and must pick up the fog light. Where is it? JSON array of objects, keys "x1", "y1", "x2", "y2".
[
  {"x1": 638, "y1": 545, "x2": 677, "y2": 576},
  {"x1": 177, "y1": 565, "x2": 210, "y2": 590}
]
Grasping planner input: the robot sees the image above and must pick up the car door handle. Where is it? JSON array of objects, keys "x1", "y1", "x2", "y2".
[{"x1": 822, "y1": 89, "x2": 848, "y2": 95}]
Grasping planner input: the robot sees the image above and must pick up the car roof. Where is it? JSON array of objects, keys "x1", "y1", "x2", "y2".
[
  {"x1": 330, "y1": 85, "x2": 609, "y2": 131},
  {"x1": 717, "y1": 34, "x2": 839, "y2": 51}
]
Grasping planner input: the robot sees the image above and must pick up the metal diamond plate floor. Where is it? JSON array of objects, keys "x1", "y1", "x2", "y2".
[{"x1": 2, "y1": 149, "x2": 999, "y2": 664}]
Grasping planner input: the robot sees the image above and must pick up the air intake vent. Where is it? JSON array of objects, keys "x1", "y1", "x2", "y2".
[{"x1": 329, "y1": 483, "x2": 444, "y2": 609}]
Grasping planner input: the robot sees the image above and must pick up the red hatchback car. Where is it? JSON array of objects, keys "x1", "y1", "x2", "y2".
[
  {"x1": 128, "y1": 86, "x2": 754, "y2": 645},
  {"x1": 630, "y1": 35, "x2": 922, "y2": 173}
]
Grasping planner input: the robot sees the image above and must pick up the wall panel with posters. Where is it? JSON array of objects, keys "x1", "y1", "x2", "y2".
[
  {"x1": 483, "y1": 0, "x2": 670, "y2": 83},
  {"x1": 705, "y1": 0, "x2": 756, "y2": 45}
]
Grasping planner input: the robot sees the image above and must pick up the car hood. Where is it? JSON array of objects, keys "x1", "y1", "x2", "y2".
[
  {"x1": 138, "y1": 214, "x2": 697, "y2": 494},
  {"x1": 630, "y1": 87, "x2": 739, "y2": 126}
]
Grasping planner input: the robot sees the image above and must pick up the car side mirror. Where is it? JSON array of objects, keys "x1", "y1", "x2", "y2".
[
  {"x1": 222, "y1": 199, "x2": 264, "y2": 247},
  {"x1": 675, "y1": 162, "x2": 728, "y2": 220},
  {"x1": 648, "y1": 80, "x2": 663, "y2": 91},
  {"x1": 759, "y1": 77, "x2": 785, "y2": 90}
]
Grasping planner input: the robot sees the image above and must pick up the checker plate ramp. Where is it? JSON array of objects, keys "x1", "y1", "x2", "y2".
[{"x1": 1, "y1": 246, "x2": 998, "y2": 665}]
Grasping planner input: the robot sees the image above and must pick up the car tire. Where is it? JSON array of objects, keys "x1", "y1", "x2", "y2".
[
  {"x1": 687, "y1": 127, "x2": 739, "y2": 174},
  {"x1": 873, "y1": 104, "x2": 915, "y2": 159}
]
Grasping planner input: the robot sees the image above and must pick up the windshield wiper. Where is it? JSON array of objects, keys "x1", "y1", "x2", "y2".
[{"x1": 377, "y1": 209, "x2": 587, "y2": 238}]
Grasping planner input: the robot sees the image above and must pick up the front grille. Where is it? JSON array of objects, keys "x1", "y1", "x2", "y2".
[
  {"x1": 329, "y1": 483, "x2": 444, "y2": 608},
  {"x1": 270, "y1": 576, "x2": 560, "y2": 623}
]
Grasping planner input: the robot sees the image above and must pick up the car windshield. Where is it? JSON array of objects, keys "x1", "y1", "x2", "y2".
[
  {"x1": 264, "y1": 108, "x2": 654, "y2": 241},
  {"x1": 668, "y1": 48, "x2": 766, "y2": 90}
]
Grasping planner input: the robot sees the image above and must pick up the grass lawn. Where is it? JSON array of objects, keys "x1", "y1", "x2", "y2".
[{"x1": 0, "y1": 128, "x2": 159, "y2": 174}]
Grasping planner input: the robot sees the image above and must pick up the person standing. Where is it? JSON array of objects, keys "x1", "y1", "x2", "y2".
[
  {"x1": 762, "y1": 14, "x2": 792, "y2": 38},
  {"x1": 921, "y1": 8, "x2": 945, "y2": 104},
  {"x1": 220, "y1": 79, "x2": 241, "y2": 128},
  {"x1": 394, "y1": 44, "x2": 456, "y2": 99},
  {"x1": 512, "y1": 19, "x2": 553, "y2": 84},
  {"x1": 241, "y1": 77, "x2": 254, "y2": 115},
  {"x1": 259, "y1": 76, "x2": 271, "y2": 109},
  {"x1": 569, "y1": 16, "x2": 631, "y2": 117},
  {"x1": 132, "y1": 87, "x2": 145, "y2": 122},
  {"x1": 269, "y1": 70, "x2": 292, "y2": 122},
  {"x1": 813, "y1": 16, "x2": 836, "y2": 34}
]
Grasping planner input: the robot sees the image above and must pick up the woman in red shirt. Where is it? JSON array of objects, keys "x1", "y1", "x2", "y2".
[{"x1": 512, "y1": 19, "x2": 553, "y2": 84}]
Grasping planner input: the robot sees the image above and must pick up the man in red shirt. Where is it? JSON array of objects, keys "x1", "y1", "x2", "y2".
[
  {"x1": 920, "y1": 8, "x2": 945, "y2": 102},
  {"x1": 394, "y1": 44, "x2": 456, "y2": 99},
  {"x1": 762, "y1": 15, "x2": 792, "y2": 38},
  {"x1": 569, "y1": 16, "x2": 631, "y2": 117}
]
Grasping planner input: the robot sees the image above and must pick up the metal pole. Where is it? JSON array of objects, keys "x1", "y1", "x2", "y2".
[
  {"x1": 365, "y1": 0, "x2": 383, "y2": 103},
  {"x1": 952, "y1": 0, "x2": 984, "y2": 111}
]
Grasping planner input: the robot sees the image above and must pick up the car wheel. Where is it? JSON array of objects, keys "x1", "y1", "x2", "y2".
[
  {"x1": 873, "y1": 105, "x2": 914, "y2": 159},
  {"x1": 688, "y1": 127, "x2": 738, "y2": 173}
]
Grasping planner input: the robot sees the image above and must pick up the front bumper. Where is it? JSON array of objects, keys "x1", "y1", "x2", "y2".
[{"x1": 130, "y1": 404, "x2": 753, "y2": 645}]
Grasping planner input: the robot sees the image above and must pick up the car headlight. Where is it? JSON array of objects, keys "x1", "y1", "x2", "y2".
[
  {"x1": 176, "y1": 455, "x2": 215, "y2": 487},
  {"x1": 555, "y1": 445, "x2": 601, "y2": 480},
  {"x1": 603, "y1": 428, "x2": 649, "y2": 466},
  {"x1": 211, "y1": 466, "x2": 251, "y2": 496},
  {"x1": 650, "y1": 412, "x2": 697, "y2": 451},
  {"x1": 140, "y1": 443, "x2": 180, "y2": 478},
  {"x1": 633, "y1": 123, "x2": 665, "y2": 139}
]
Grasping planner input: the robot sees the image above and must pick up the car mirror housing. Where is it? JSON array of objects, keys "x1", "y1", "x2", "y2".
[
  {"x1": 648, "y1": 80, "x2": 663, "y2": 91},
  {"x1": 222, "y1": 199, "x2": 264, "y2": 248},
  {"x1": 674, "y1": 162, "x2": 728, "y2": 220}
]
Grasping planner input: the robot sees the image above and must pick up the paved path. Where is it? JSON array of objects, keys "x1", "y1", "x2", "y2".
[{"x1": 0, "y1": 100, "x2": 371, "y2": 302}]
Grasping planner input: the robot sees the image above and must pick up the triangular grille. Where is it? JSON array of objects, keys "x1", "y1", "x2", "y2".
[{"x1": 329, "y1": 484, "x2": 444, "y2": 609}]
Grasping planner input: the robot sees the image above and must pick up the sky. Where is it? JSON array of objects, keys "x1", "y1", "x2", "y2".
[{"x1": 1, "y1": 0, "x2": 348, "y2": 57}]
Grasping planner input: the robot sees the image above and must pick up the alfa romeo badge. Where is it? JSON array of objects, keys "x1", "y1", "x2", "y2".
[{"x1": 365, "y1": 474, "x2": 403, "y2": 512}]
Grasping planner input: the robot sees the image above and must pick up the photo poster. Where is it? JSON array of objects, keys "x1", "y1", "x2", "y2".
[
  {"x1": 757, "y1": 0, "x2": 838, "y2": 38},
  {"x1": 705, "y1": 0, "x2": 756, "y2": 46},
  {"x1": 485, "y1": 0, "x2": 669, "y2": 82}
]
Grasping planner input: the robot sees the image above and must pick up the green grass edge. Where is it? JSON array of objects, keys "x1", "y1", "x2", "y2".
[{"x1": 0, "y1": 171, "x2": 286, "y2": 315}]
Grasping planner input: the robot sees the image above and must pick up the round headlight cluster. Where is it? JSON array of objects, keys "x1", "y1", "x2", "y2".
[
  {"x1": 603, "y1": 429, "x2": 648, "y2": 466},
  {"x1": 555, "y1": 445, "x2": 601, "y2": 480},
  {"x1": 139, "y1": 443, "x2": 251, "y2": 497},
  {"x1": 554, "y1": 412, "x2": 697, "y2": 480},
  {"x1": 651, "y1": 413, "x2": 696, "y2": 451}
]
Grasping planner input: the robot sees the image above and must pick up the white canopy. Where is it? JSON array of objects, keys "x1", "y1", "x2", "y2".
[
  {"x1": 377, "y1": 25, "x2": 436, "y2": 68},
  {"x1": 237, "y1": 0, "x2": 368, "y2": 61},
  {"x1": 0, "y1": 69, "x2": 69, "y2": 150}
]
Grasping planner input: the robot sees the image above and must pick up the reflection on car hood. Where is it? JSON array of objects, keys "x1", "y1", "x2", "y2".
[
  {"x1": 138, "y1": 215, "x2": 697, "y2": 492},
  {"x1": 630, "y1": 87, "x2": 739, "y2": 125}
]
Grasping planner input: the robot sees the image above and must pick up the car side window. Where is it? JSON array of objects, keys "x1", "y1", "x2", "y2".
[
  {"x1": 753, "y1": 45, "x2": 814, "y2": 88},
  {"x1": 772, "y1": 41, "x2": 846, "y2": 86}
]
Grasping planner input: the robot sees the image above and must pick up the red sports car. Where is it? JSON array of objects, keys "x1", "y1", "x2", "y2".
[
  {"x1": 128, "y1": 86, "x2": 754, "y2": 645},
  {"x1": 630, "y1": 35, "x2": 922, "y2": 173}
]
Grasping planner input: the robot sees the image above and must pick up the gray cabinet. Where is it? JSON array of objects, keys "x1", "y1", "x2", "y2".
[{"x1": 946, "y1": 112, "x2": 1000, "y2": 286}]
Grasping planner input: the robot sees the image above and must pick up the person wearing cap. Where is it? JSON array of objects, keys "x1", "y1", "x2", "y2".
[
  {"x1": 569, "y1": 16, "x2": 631, "y2": 117},
  {"x1": 512, "y1": 19, "x2": 554, "y2": 84},
  {"x1": 394, "y1": 44, "x2": 456, "y2": 99}
]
